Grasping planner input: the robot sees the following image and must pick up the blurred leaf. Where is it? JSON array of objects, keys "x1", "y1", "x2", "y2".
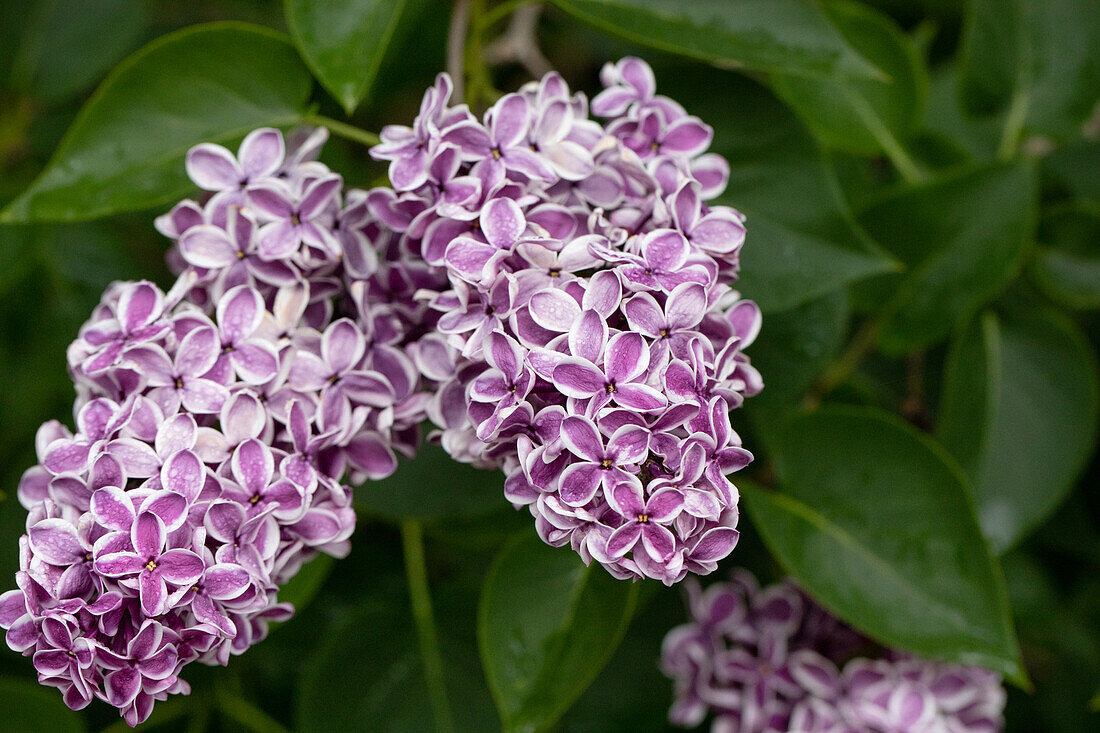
[
  {"x1": 1043, "y1": 139, "x2": 1100, "y2": 203},
  {"x1": 355, "y1": 443, "x2": 504, "y2": 520},
  {"x1": 667, "y1": 70, "x2": 896, "y2": 313},
  {"x1": 744, "y1": 291, "x2": 849, "y2": 416},
  {"x1": 9, "y1": 0, "x2": 147, "y2": 104},
  {"x1": 771, "y1": 0, "x2": 927, "y2": 156},
  {"x1": 1030, "y1": 205, "x2": 1100, "y2": 310},
  {"x1": 937, "y1": 306, "x2": 1100, "y2": 552},
  {"x1": 0, "y1": 677, "x2": 85, "y2": 732},
  {"x1": 297, "y1": 583, "x2": 497, "y2": 732},
  {"x1": 478, "y1": 533, "x2": 639, "y2": 732},
  {"x1": 856, "y1": 160, "x2": 1036, "y2": 353},
  {"x1": 919, "y1": 66, "x2": 1001, "y2": 163},
  {"x1": 276, "y1": 553, "x2": 335, "y2": 615},
  {"x1": 286, "y1": 0, "x2": 411, "y2": 114},
  {"x1": 0, "y1": 23, "x2": 312, "y2": 223},
  {"x1": 549, "y1": 0, "x2": 881, "y2": 79},
  {"x1": 958, "y1": 0, "x2": 1100, "y2": 138},
  {"x1": 743, "y1": 406, "x2": 1024, "y2": 680}
]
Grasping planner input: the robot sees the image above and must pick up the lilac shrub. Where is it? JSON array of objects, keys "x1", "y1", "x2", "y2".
[
  {"x1": 369, "y1": 58, "x2": 763, "y2": 585},
  {"x1": 662, "y1": 571, "x2": 1006, "y2": 732},
  {"x1": 0, "y1": 128, "x2": 429, "y2": 725}
]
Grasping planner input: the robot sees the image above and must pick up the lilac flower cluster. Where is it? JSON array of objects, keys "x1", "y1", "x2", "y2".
[
  {"x1": 368, "y1": 57, "x2": 762, "y2": 584},
  {"x1": 0, "y1": 128, "x2": 427, "y2": 725},
  {"x1": 662, "y1": 571, "x2": 1006, "y2": 733}
]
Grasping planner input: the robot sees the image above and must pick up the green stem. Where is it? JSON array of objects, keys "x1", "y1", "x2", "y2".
[
  {"x1": 216, "y1": 689, "x2": 292, "y2": 733},
  {"x1": 303, "y1": 114, "x2": 381, "y2": 147},
  {"x1": 478, "y1": 0, "x2": 531, "y2": 29},
  {"x1": 401, "y1": 520, "x2": 455, "y2": 733},
  {"x1": 997, "y1": 87, "x2": 1030, "y2": 161},
  {"x1": 803, "y1": 318, "x2": 880, "y2": 409}
]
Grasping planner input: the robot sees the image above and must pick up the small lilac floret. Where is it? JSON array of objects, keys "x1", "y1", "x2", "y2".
[{"x1": 661, "y1": 570, "x2": 1007, "y2": 732}]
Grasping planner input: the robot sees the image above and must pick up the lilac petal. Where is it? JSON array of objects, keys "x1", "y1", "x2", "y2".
[
  {"x1": 157, "y1": 550, "x2": 205, "y2": 585},
  {"x1": 622, "y1": 293, "x2": 664, "y2": 337},
  {"x1": 610, "y1": 482, "x2": 647, "y2": 518},
  {"x1": 178, "y1": 225, "x2": 237, "y2": 268},
  {"x1": 568, "y1": 309, "x2": 608, "y2": 362},
  {"x1": 161, "y1": 449, "x2": 205, "y2": 499},
  {"x1": 265, "y1": 480, "x2": 306, "y2": 518},
  {"x1": 666, "y1": 283, "x2": 707, "y2": 330},
  {"x1": 256, "y1": 220, "x2": 300, "y2": 260},
  {"x1": 205, "y1": 501, "x2": 245, "y2": 543},
  {"x1": 177, "y1": 326, "x2": 220, "y2": 378},
  {"x1": 139, "y1": 571, "x2": 168, "y2": 617},
  {"x1": 186, "y1": 143, "x2": 241, "y2": 190},
  {"x1": 56, "y1": 564, "x2": 94, "y2": 600},
  {"x1": 445, "y1": 237, "x2": 497, "y2": 279},
  {"x1": 291, "y1": 510, "x2": 342, "y2": 544},
  {"x1": 232, "y1": 439, "x2": 274, "y2": 495},
  {"x1": 490, "y1": 93, "x2": 530, "y2": 148},
  {"x1": 122, "y1": 346, "x2": 175, "y2": 386},
  {"x1": 322, "y1": 318, "x2": 366, "y2": 375},
  {"x1": 117, "y1": 282, "x2": 163, "y2": 332},
  {"x1": 141, "y1": 491, "x2": 189, "y2": 532},
  {"x1": 95, "y1": 552, "x2": 144, "y2": 578},
  {"x1": 193, "y1": 594, "x2": 236, "y2": 637},
  {"x1": 644, "y1": 230, "x2": 689, "y2": 272},
  {"x1": 288, "y1": 352, "x2": 328, "y2": 391},
  {"x1": 204, "y1": 564, "x2": 251, "y2": 600},
  {"x1": 43, "y1": 440, "x2": 92, "y2": 475},
  {"x1": 640, "y1": 523, "x2": 676, "y2": 562},
  {"x1": 560, "y1": 415, "x2": 605, "y2": 462},
  {"x1": 238, "y1": 127, "x2": 284, "y2": 178},
  {"x1": 558, "y1": 462, "x2": 603, "y2": 506},
  {"x1": 230, "y1": 341, "x2": 279, "y2": 384},
  {"x1": 690, "y1": 527, "x2": 738, "y2": 562},
  {"x1": 345, "y1": 434, "x2": 398, "y2": 480},
  {"x1": 132, "y1": 511, "x2": 166, "y2": 557},
  {"x1": 614, "y1": 383, "x2": 668, "y2": 412},
  {"x1": 222, "y1": 392, "x2": 266, "y2": 445},
  {"x1": 299, "y1": 175, "x2": 343, "y2": 219},
  {"x1": 106, "y1": 668, "x2": 143, "y2": 707},
  {"x1": 137, "y1": 646, "x2": 178, "y2": 681},
  {"x1": 662, "y1": 117, "x2": 713, "y2": 156},
  {"x1": 217, "y1": 286, "x2": 264, "y2": 343},
  {"x1": 480, "y1": 197, "x2": 525, "y2": 249},
  {"x1": 180, "y1": 378, "x2": 229, "y2": 413},
  {"x1": 155, "y1": 414, "x2": 197, "y2": 457},
  {"x1": 607, "y1": 425, "x2": 649, "y2": 465},
  {"x1": 605, "y1": 332, "x2": 649, "y2": 382},
  {"x1": 0, "y1": 590, "x2": 27, "y2": 626},
  {"x1": 486, "y1": 331, "x2": 525, "y2": 381},
  {"x1": 470, "y1": 372, "x2": 511, "y2": 402},
  {"x1": 91, "y1": 487, "x2": 136, "y2": 532},
  {"x1": 789, "y1": 651, "x2": 840, "y2": 698},
  {"x1": 529, "y1": 289, "x2": 581, "y2": 332},
  {"x1": 390, "y1": 149, "x2": 430, "y2": 190},
  {"x1": 544, "y1": 140, "x2": 593, "y2": 180},
  {"x1": 620, "y1": 57, "x2": 656, "y2": 96},
  {"x1": 500, "y1": 147, "x2": 555, "y2": 181},
  {"x1": 441, "y1": 121, "x2": 493, "y2": 157},
  {"x1": 553, "y1": 358, "x2": 605, "y2": 398},
  {"x1": 248, "y1": 185, "x2": 294, "y2": 219},
  {"x1": 34, "y1": 649, "x2": 71, "y2": 676},
  {"x1": 646, "y1": 489, "x2": 684, "y2": 522},
  {"x1": 107, "y1": 438, "x2": 161, "y2": 478},
  {"x1": 28, "y1": 519, "x2": 84, "y2": 565},
  {"x1": 607, "y1": 522, "x2": 643, "y2": 558},
  {"x1": 693, "y1": 211, "x2": 745, "y2": 254}
]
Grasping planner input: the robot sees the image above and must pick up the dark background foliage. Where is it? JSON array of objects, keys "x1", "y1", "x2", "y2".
[{"x1": 0, "y1": 1, "x2": 1097, "y2": 730}]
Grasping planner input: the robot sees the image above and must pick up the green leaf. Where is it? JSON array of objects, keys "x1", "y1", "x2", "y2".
[
  {"x1": 478, "y1": 533, "x2": 639, "y2": 732},
  {"x1": 1030, "y1": 205, "x2": 1100, "y2": 310},
  {"x1": 355, "y1": 443, "x2": 504, "y2": 520},
  {"x1": 856, "y1": 160, "x2": 1036, "y2": 353},
  {"x1": 275, "y1": 553, "x2": 335, "y2": 615},
  {"x1": 937, "y1": 306, "x2": 1100, "y2": 553},
  {"x1": 286, "y1": 0, "x2": 411, "y2": 114},
  {"x1": 9, "y1": 0, "x2": 147, "y2": 104},
  {"x1": 958, "y1": 0, "x2": 1100, "y2": 138},
  {"x1": 0, "y1": 23, "x2": 313, "y2": 223},
  {"x1": 1043, "y1": 139, "x2": 1100, "y2": 203},
  {"x1": 549, "y1": 0, "x2": 881, "y2": 79},
  {"x1": 771, "y1": 0, "x2": 927, "y2": 157},
  {"x1": 744, "y1": 406, "x2": 1024, "y2": 680},
  {"x1": 0, "y1": 677, "x2": 86, "y2": 733},
  {"x1": 744, "y1": 291, "x2": 849, "y2": 416},
  {"x1": 667, "y1": 70, "x2": 896, "y2": 313}
]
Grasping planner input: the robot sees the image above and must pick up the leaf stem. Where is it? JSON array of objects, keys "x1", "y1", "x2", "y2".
[
  {"x1": 302, "y1": 114, "x2": 380, "y2": 147},
  {"x1": 447, "y1": 0, "x2": 471, "y2": 103},
  {"x1": 803, "y1": 318, "x2": 880, "y2": 409},
  {"x1": 997, "y1": 87, "x2": 1030, "y2": 161},
  {"x1": 478, "y1": 0, "x2": 532, "y2": 30},
  {"x1": 216, "y1": 689, "x2": 292, "y2": 733},
  {"x1": 401, "y1": 519, "x2": 456, "y2": 733}
]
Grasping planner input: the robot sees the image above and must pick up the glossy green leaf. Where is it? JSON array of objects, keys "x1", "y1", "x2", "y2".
[
  {"x1": 9, "y1": 0, "x2": 147, "y2": 104},
  {"x1": 0, "y1": 677, "x2": 86, "y2": 733},
  {"x1": 744, "y1": 291, "x2": 849, "y2": 415},
  {"x1": 667, "y1": 69, "x2": 896, "y2": 313},
  {"x1": 549, "y1": 0, "x2": 881, "y2": 79},
  {"x1": 0, "y1": 23, "x2": 313, "y2": 223},
  {"x1": 286, "y1": 0, "x2": 410, "y2": 114},
  {"x1": 937, "y1": 306, "x2": 1100, "y2": 552},
  {"x1": 1030, "y1": 205, "x2": 1100, "y2": 310},
  {"x1": 355, "y1": 443, "x2": 504, "y2": 520},
  {"x1": 856, "y1": 160, "x2": 1036, "y2": 353},
  {"x1": 744, "y1": 406, "x2": 1024, "y2": 680},
  {"x1": 478, "y1": 533, "x2": 639, "y2": 732},
  {"x1": 958, "y1": 0, "x2": 1100, "y2": 138},
  {"x1": 771, "y1": 0, "x2": 927, "y2": 156}
]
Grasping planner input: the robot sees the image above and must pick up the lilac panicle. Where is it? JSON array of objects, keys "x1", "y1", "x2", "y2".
[
  {"x1": 369, "y1": 57, "x2": 762, "y2": 584},
  {"x1": 2, "y1": 127, "x2": 430, "y2": 726},
  {"x1": 661, "y1": 570, "x2": 1006, "y2": 733}
]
